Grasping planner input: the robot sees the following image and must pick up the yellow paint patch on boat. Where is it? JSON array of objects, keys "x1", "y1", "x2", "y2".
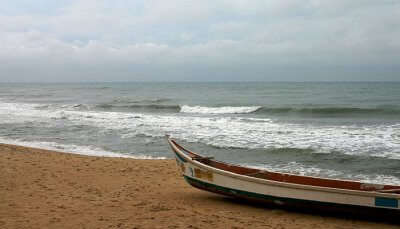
[
  {"x1": 194, "y1": 168, "x2": 214, "y2": 181},
  {"x1": 180, "y1": 162, "x2": 185, "y2": 173}
]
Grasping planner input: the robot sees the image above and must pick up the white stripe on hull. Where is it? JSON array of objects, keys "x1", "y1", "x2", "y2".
[
  {"x1": 184, "y1": 162, "x2": 375, "y2": 208},
  {"x1": 177, "y1": 158, "x2": 399, "y2": 210}
]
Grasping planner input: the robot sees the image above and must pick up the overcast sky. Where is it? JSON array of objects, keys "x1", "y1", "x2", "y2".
[{"x1": 0, "y1": 0, "x2": 399, "y2": 82}]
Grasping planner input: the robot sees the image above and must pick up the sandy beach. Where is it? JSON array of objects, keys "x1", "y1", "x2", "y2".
[{"x1": 0, "y1": 144, "x2": 398, "y2": 229}]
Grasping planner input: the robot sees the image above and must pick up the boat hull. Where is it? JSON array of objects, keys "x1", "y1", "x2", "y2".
[
  {"x1": 184, "y1": 175, "x2": 400, "y2": 217},
  {"x1": 167, "y1": 138, "x2": 400, "y2": 214}
]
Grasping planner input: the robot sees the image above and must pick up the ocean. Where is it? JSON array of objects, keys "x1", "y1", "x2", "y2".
[{"x1": 0, "y1": 82, "x2": 399, "y2": 184}]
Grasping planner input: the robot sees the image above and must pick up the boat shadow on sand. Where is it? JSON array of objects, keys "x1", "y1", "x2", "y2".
[{"x1": 194, "y1": 193, "x2": 400, "y2": 225}]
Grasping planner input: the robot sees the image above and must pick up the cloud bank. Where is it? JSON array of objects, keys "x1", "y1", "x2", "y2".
[{"x1": 0, "y1": 0, "x2": 399, "y2": 82}]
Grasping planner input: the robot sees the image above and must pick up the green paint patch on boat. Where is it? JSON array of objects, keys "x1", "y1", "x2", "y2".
[
  {"x1": 183, "y1": 175, "x2": 302, "y2": 204},
  {"x1": 174, "y1": 151, "x2": 187, "y2": 163}
]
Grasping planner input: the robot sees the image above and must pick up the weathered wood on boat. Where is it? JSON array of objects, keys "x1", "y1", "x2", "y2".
[{"x1": 167, "y1": 138, "x2": 400, "y2": 213}]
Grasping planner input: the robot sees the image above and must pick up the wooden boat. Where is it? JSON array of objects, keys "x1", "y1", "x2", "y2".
[{"x1": 167, "y1": 137, "x2": 400, "y2": 213}]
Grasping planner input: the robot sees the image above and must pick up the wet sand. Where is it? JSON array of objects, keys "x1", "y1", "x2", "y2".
[{"x1": 0, "y1": 143, "x2": 398, "y2": 229}]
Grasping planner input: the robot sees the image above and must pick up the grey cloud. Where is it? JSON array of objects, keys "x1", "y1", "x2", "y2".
[{"x1": 0, "y1": 0, "x2": 399, "y2": 82}]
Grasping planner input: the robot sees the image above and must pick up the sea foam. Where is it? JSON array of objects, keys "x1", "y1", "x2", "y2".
[
  {"x1": 1, "y1": 100, "x2": 400, "y2": 184},
  {"x1": 180, "y1": 105, "x2": 262, "y2": 114},
  {"x1": 246, "y1": 162, "x2": 400, "y2": 185},
  {"x1": 1, "y1": 101, "x2": 399, "y2": 160},
  {"x1": 0, "y1": 137, "x2": 166, "y2": 159}
]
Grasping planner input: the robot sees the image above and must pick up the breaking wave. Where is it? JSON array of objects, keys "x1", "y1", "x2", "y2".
[
  {"x1": 257, "y1": 106, "x2": 400, "y2": 116},
  {"x1": 93, "y1": 98, "x2": 177, "y2": 112},
  {"x1": 96, "y1": 103, "x2": 180, "y2": 112},
  {"x1": 98, "y1": 104, "x2": 262, "y2": 114},
  {"x1": 111, "y1": 98, "x2": 171, "y2": 104},
  {"x1": 180, "y1": 105, "x2": 262, "y2": 114}
]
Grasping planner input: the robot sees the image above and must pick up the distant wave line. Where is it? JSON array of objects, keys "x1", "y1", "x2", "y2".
[
  {"x1": 42, "y1": 102, "x2": 400, "y2": 116},
  {"x1": 96, "y1": 103, "x2": 180, "y2": 111},
  {"x1": 257, "y1": 106, "x2": 400, "y2": 115}
]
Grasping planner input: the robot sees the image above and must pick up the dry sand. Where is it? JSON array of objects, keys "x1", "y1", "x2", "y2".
[{"x1": 0, "y1": 143, "x2": 398, "y2": 229}]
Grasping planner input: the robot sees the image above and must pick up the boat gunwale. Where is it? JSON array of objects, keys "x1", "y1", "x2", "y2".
[{"x1": 168, "y1": 138, "x2": 400, "y2": 199}]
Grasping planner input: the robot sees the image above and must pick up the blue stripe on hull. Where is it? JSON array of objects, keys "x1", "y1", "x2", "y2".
[{"x1": 375, "y1": 197, "x2": 399, "y2": 208}]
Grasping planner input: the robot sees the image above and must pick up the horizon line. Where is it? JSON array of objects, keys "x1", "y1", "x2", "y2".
[{"x1": 1, "y1": 80, "x2": 400, "y2": 84}]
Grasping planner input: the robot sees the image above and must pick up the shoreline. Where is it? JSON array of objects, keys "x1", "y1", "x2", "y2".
[{"x1": 0, "y1": 143, "x2": 398, "y2": 228}]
